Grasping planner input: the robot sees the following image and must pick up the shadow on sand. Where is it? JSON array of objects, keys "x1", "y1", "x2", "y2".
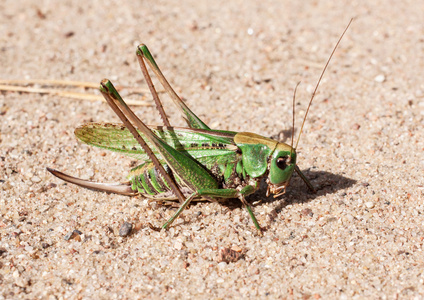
[{"x1": 222, "y1": 169, "x2": 356, "y2": 231}]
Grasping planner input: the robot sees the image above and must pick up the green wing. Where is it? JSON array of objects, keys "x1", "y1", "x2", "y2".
[{"x1": 75, "y1": 123, "x2": 237, "y2": 162}]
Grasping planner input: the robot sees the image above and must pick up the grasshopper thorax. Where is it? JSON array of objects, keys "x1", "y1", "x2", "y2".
[{"x1": 234, "y1": 132, "x2": 296, "y2": 197}]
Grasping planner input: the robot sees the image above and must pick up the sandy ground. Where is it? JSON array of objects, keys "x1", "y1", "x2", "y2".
[{"x1": 1, "y1": 0, "x2": 424, "y2": 299}]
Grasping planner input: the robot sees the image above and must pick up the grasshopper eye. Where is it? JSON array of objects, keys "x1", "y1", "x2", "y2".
[{"x1": 276, "y1": 156, "x2": 291, "y2": 170}]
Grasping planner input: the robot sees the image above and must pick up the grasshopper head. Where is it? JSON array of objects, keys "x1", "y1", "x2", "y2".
[
  {"x1": 234, "y1": 133, "x2": 296, "y2": 197},
  {"x1": 266, "y1": 142, "x2": 296, "y2": 198}
]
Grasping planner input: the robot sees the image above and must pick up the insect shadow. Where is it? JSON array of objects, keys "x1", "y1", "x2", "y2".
[{"x1": 219, "y1": 169, "x2": 356, "y2": 231}]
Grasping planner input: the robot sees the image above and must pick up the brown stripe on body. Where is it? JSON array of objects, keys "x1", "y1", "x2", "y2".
[
  {"x1": 153, "y1": 165, "x2": 171, "y2": 192},
  {"x1": 143, "y1": 167, "x2": 158, "y2": 195}
]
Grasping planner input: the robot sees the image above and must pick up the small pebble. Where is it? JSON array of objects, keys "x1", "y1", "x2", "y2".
[
  {"x1": 64, "y1": 230, "x2": 83, "y2": 241},
  {"x1": 231, "y1": 245, "x2": 242, "y2": 252},
  {"x1": 218, "y1": 247, "x2": 244, "y2": 263},
  {"x1": 365, "y1": 202, "x2": 375, "y2": 209},
  {"x1": 301, "y1": 208, "x2": 313, "y2": 217},
  {"x1": 13, "y1": 270, "x2": 20, "y2": 278},
  {"x1": 351, "y1": 123, "x2": 361, "y2": 130},
  {"x1": 374, "y1": 74, "x2": 385, "y2": 83},
  {"x1": 119, "y1": 222, "x2": 133, "y2": 237},
  {"x1": 1, "y1": 181, "x2": 12, "y2": 191},
  {"x1": 174, "y1": 241, "x2": 183, "y2": 250},
  {"x1": 47, "y1": 183, "x2": 57, "y2": 189},
  {"x1": 41, "y1": 243, "x2": 50, "y2": 249},
  {"x1": 31, "y1": 176, "x2": 42, "y2": 183},
  {"x1": 15, "y1": 277, "x2": 30, "y2": 287},
  {"x1": 191, "y1": 225, "x2": 201, "y2": 231}
]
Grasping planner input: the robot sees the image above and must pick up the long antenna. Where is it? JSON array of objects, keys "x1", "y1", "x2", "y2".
[
  {"x1": 289, "y1": 82, "x2": 301, "y2": 159},
  {"x1": 295, "y1": 18, "x2": 353, "y2": 150}
]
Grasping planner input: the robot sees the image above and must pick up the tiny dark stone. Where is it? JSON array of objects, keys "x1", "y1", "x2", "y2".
[
  {"x1": 64, "y1": 31, "x2": 75, "y2": 38},
  {"x1": 62, "y1": 278, "x2": 74, "y2": 285},
  {"x1": 218, "y1": 247, "x2": 244, "y2": 263},
  {"x1": 0, "y1": 247, "x2": 7, "y2": 256},
  {"x1": 64, "y1": 229, "x2": 82, "y2": 241},
  {"x1": 41, "y1": 243, "x2": 50, "y2": 249},
  {"x1": 12, "y1": 229, "x2": 22, "y2": 237},
  {"x1": 64, "y1": 231, "x2": 73, "y2": 240},
  {"x1": 301, "y1": 208, "x2": 313, "y2": 217},
  {"x1": 119, "y1": 222, "x2": 133, "y2": 237},
  {"x1": 24, "y1": 150, "x2": 33, "y2": 156}
]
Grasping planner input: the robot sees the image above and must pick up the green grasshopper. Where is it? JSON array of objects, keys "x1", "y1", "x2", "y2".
[{"x1": 47, "y1": 21, "x2": 351, "y2": 232}]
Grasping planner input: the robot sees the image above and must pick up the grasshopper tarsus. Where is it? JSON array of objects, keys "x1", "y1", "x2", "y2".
[{"x1": 147, "y1": 223, "x2": 162, "y2": 232}]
